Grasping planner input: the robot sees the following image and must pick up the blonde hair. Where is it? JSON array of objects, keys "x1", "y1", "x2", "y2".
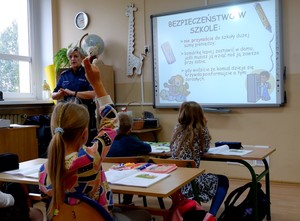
[
  {"x1": 66, "y1": 46, "x2": 85, "y2": 58},
  {"x1": 47, "y1": 102, "x2": 89, "y2": 219}
]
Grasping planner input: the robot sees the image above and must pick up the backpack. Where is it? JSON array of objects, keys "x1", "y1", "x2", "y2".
[
  {"x1": 218, "y1": 182, "x2": 269, "y2": 221},
  {"x1": 168, "y1": 191, "x2": 216, "y2": 221},
  {"x1": 0, "y1": 153, "x2": 19, "y2": 172}
]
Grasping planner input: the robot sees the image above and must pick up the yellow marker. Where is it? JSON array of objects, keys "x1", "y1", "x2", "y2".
[
  {"x1": 255, "y1": 3, "x2": 272, "y2": 33},
  {"x1": 124, "y1": 162, "x2": 135, "y2": 167}
]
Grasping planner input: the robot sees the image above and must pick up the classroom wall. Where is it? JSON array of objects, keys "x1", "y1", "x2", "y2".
[{"x1": 52, "y1": 0, "x2": 300, "y2": 183}]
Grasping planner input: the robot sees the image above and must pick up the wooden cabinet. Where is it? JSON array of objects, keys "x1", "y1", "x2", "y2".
[
  {"x1": 0, "y1": 125, "x2": 38, "y2": 162},
  {"x1": 99, "y1": 64, "x2": 115, "y2": 102}
]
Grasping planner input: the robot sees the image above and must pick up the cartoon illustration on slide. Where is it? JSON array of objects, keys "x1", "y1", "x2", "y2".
[
  {"x1": 260, "y1": 71, "x2": 271, "y2": 101},
  {"x1": 247, "y1": 70, "x2": 274, "y2": 103},
  {"x1": 247, "y1": 3, "x2": 274, "y2": 103},
  {"x1": 160, "y1": 74, "x2": 190, "y2": 102}
]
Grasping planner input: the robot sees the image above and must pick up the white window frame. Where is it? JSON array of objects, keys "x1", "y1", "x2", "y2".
[{"x1": 0, "y1": 0, "x2": 53, "y2": 102}]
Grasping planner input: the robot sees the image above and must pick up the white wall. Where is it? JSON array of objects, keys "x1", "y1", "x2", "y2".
[{"x1": 53, "y1": 0, "x2": 300, "y2": 183}]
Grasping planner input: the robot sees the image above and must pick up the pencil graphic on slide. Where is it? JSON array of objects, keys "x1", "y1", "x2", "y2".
[
  {"x1": 254, "y1": 3, "x2": 272, "y2": 33},
  {"x1": 161, "y1": 41, "x2": 176, "y2": 64}
]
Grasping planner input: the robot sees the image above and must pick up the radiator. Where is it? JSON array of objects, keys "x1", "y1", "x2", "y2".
[{"x1": 0, "y1": 114, "x2": 26, "y2": 124}]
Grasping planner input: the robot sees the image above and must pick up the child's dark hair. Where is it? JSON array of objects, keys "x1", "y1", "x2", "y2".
[{"x1": 117, "y1": 112, "x2": 133, "y2": 134}]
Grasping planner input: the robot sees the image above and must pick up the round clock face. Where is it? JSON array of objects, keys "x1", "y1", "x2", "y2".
[{"x1": 74, "y1": 12, "x2": 89, "y2": 30}]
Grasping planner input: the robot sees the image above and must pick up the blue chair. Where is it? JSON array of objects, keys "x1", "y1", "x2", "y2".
[{"x1": 52, "y1": 192, "x2": 113, "y2": 221}]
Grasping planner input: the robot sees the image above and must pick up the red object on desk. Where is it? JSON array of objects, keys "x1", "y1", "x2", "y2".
[{"x1": 142, "y1": 163, "x2": 177, "y2": 173}]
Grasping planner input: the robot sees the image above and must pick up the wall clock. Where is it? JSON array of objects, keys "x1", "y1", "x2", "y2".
[{"x1": 74, "y1": 11, "x2": 89, "y2": 30}]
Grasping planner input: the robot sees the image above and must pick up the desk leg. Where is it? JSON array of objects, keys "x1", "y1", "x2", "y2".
[
  {"x1": 152, "y1": 131, "x2": 158, "y2": 142},
  {"x1": 237, "y1": 160, "x2": 259, "y2": 221},
  {"x1": 263, "y1": 158, "x2": 271, "y2": 220},
  {"x1": 234, "y1": 159, "x2": 271, "y2": 221},
  {"x1": 157, "y1": 197, "x2": 165, "y2": 209},
  {"x1": 202, "y1": 158, "x2": 271, "y2": 221}
]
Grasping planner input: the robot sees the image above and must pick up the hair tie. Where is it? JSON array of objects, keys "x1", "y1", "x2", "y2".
[{"x1": 54, "y1": 127, "x2": 64, "y2": 135}]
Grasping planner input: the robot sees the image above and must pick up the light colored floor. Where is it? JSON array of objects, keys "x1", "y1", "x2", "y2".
[
  {"x1": 33, "y1": 201, "x2": 47, "y2": 221},
  {"x1": 34, "y1": 179, "x2": 300, "y2": 221}
]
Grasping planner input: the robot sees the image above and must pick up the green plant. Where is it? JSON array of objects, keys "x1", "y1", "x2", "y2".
[{"x1": 53, "y1": 44, "x2": 72, "y2": 74}]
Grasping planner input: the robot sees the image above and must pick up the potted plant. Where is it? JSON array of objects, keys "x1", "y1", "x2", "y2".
[{"x1": 53, "y1": 45, "x2": 71, "y2": 74}]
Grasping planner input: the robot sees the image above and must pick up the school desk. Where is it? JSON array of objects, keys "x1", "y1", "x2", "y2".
[
  {"x1": 145, "y1": 142, "x2": 275, "y2": 221},
  {"x1": 202, "y1": 146, "x2": 276, "y2": 221},
  {"x1": 0, "y1": 158, "x2": 204, "y2": 221}
]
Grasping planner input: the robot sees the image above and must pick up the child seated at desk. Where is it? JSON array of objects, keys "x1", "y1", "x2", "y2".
[
  {"x1": 170, "y1": 101, "x2": 229, "y2": 218},
  {"x1": 107, "y1": 112, "x2": 151, "y2": 205},
  {"x1": 107, "y1": 112, "x2": 151, "y2": 158}
]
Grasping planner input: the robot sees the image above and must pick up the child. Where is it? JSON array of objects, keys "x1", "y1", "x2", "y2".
[
  {"x1": 107, "y1": 112, "x2": 151, "y2": 205},
  {"x1": 107, "y1": 112, "x2": 151, "y2": 157},
  {"x1": 0, "y1": 183, "x2": 43, "y2": 221},
  {"x1": 39, "y1": 57, "x2": 151, "y2": 221},
  {"x1": 170, "y1": 101, "x2": 229, "y2": 217}
]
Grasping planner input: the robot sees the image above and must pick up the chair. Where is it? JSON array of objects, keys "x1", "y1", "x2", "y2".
[
  {"x1": 52, "y1": 192, "x2": 113, "y2": 221},
  {"x1": 103, "y1": 156, "x2": 146, "y2": 164},
  {"x1": 148, "y1": 157, "x2": 196, "y2": 168},
  {"x1": 147, "y1": 157, "x2": 201, "y2": 208}
]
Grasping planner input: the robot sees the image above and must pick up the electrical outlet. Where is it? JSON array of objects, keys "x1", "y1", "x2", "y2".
[{"x1": 144, "y1": 45, "x2": 150, "y2": 55}]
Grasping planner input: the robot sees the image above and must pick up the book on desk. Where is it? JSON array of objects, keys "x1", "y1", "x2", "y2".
[
  {"x1": 105, "y1": 163, "x2": 176, "y2": 187},
  {"x1": 146, "y1": 141, "x2": 171, "y2": 153},
  {"x1": 105, "y1": 169, "x2": 170, "y2": 187},
  {"x1": 207, "y1": 145, "x2": 253, "y2": 156},
  {"x1": 3, "y1": 164, "x2": 40, "y2": 178}
]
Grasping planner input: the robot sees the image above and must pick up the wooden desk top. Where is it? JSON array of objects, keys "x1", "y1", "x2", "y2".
[
  {"x1": 0, "y1": 159, "x2": 204, "y2": 199},
  {"x1": 131, "y1": 127, "x2": 161, "y2": 133},
  {"x1": 146, "y1": 143, "x2": 276, "y2": 161},
  {"x1": 103, "y1": 163, "x2": 204, "y2": 198},
  {"x1": 203, "y1": 147, "x2": 276, "y2": 161},
  {"x1": 0, "y1": 158, "x2": 46, "y2": 185}
]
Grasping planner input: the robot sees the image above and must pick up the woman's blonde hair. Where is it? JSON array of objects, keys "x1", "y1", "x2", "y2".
[
  {"x1": 66, "y1": 46, "x2": 85, "y2": 58},
  {"x1": 47, "y1": 102, "x2": 89, "y2": 219}
]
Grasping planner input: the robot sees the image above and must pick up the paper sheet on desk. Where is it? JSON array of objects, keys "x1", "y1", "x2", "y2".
[
  {"x1": 207, "y1": 145, "x2": 252, "y2": 156},
  {"x1": 4, "y1": 164, "x2": 40, "y2": 178},
  {"x1": 147, "y1": 142, "x2": 171, "y2": 153}
]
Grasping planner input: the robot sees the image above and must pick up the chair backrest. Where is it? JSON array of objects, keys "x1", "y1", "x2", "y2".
[
  {"x1": 148, "y1": 157, "x2": 201, "y2": 203},
  {"x1": 148, "y1": 157, "x2": 197, "y2": 168},
  {"x1": 52, "y1": 193, "x2": 113, "y2": 221},
  {"x1": 103, "y1": 156, "x2": 146, "y2": 163}
]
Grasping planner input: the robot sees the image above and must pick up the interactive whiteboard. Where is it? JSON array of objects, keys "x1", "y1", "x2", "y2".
[{"x1": 151, "y1": 0, "x2": 285, "y2": 109}]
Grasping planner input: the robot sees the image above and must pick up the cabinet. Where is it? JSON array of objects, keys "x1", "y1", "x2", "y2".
[
  {"x1": 99, "y1": 64, "x2": 115, "y2": 102},
  {"x1": 0, "y1": 125, "x2": 38, "y2": 162},
  {"x1": 131, "y1": 127, "x2": 161, "y2": 142}
]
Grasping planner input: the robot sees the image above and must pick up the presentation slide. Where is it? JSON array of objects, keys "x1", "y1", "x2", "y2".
[{"x1": 151, "y1": 0, "x2": 284, "y2": 109}]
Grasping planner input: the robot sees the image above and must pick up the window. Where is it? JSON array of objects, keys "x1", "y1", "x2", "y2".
[
  {"x1": 0, "y1": 0, "x2": 53, "y2": 101},
  {"x1": 0, "y1": 0, "x2": 33, "y2": 99}
]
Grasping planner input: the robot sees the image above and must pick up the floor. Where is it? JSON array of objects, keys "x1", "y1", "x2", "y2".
[{"x1": 34, "y1": 178, "x2": 300, "y2": 221}]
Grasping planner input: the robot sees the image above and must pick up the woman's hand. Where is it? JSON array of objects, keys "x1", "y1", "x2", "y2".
[{"x1": 62, "y1": 88, "x2": 75, "y2": 96}]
